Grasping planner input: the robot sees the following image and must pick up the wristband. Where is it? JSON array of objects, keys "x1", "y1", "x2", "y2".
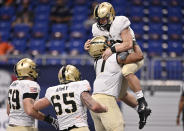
[{"x1": 110, "y1": 46, "x2": 116, "y2": 53}]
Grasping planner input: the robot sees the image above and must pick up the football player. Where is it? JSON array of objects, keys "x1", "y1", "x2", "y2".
[
  {"x1": 33, "y1": 65, "x2": 107, "y2": 131},
  {"x1": 7, "y1": 58, "x2": 58, "y2": 131},
  {"x1": 88, "y1": 36, "x2": 148, "y2": 131},
  {"x1": 84, "y1": 2, "x2": 151, "y2": 129}
]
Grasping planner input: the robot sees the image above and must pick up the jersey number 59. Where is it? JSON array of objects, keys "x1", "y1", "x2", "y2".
[{"x1": 8, "y1": 89, "x2": 20, "y2": 110}]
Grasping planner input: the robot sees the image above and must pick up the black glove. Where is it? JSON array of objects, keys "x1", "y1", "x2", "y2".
[{"x1": 44, "y1": 115, "x2": 59, "y2": 130}]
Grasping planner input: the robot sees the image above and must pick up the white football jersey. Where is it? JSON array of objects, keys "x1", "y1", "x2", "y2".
[
  {"x1": 92, "y1": 16, "x2": 136, "y2": 41},
  {"x1": 8, "y1": 80, "x2": 40, "y2": 126},
  {"x1": 93, "y1": 54, "x2": 123, "y2": 98},
  {"x1": 45, "y1": 80, "x2": 91, "y2": 130}
]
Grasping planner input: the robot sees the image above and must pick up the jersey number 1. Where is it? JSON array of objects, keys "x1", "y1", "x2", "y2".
[{"x1": 51, "y1": 92, "x2": 77, "y2": 116}]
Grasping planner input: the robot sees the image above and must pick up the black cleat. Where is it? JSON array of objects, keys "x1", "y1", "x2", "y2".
[
  {"x1": 138, "y1": 107, "x2": 151, "y2": 129},
  {"x1": 137, "y1": 97, "x2": 151, "y2": 129}
]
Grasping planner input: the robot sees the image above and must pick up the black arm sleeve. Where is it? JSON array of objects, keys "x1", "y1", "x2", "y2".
[{"x1": 23, "y1": 93, "x2": 38, "y2": 100}]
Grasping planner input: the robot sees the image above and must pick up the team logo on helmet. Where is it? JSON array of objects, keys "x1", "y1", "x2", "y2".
[
  {"x1": 94, "y1": 2, "x2": 115, "y2": 29},
  {"x1": 58, "y1": 65, "x2": 81, "y2": 84},
  {"x1": 14, "y1": 58, "x2": 38, "y2": 80}
]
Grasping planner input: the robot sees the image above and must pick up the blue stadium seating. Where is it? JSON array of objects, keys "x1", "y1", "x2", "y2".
[
  {"x1": 148, "y1": 22, "x2": 163, "y2": 35},
  {"x1": 29, "y1": 39, "x2": 46, "y2": 53},
  {"x1": 147, "y1": 40, "x2": 163, "y2": 56},
  {"x1": 0, "y1": 21, "x2": 11, "y2": 31},
  {"x1": 13, "y1": 24, "x2": 30, "y2": 40},
  {"x1": 69, "y1": 39, "x2": 85, "y2": 54},
  {"x1": 168, "y1": 23, "x2": 182, "y2": 35},
  {"x1": 0, "y1": 29, "x2": 9, "y2": 41},
  {"x1": 0, "y1": 0, "x2": 183, "y2": 81},
  {"x1": 12, "y1": 39, "x2": 27, "y2": 53},
  {"x1": 0, "y1": 6, "x2": 15, "y2": 20},
  {"x1": 167, "y1": 41, "x2": 183, "y2": 56},
  {"x1": 49, "y1": 40, "x2": 65, "y2": 53}
]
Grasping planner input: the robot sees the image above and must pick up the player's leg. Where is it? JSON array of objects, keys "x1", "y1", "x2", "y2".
[
  {"x1": 92, "y1": 94, "x2": 124, "y2": 131},
  {"x1": 90, "y1": 107, "x2": 106, "y2": 131},
  {"x1": 122, "y1": 60, "x2": 144, "y2": 92},
  {"x1": 122, "y1": 60, "x2": 151, "y2": 129},
  {"x1": 118, "y1": 77, "x2": 138, "y2": 108}
]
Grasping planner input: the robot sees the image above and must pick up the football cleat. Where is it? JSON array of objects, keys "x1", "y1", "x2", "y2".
[{"x1": 137, "y1": 98, "x2": 151, "y2": 129}]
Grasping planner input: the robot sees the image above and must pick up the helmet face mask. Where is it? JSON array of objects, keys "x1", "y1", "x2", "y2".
[
  {"x1": 94, "y1": 2, "x2": 115, "y2": 30},
  {"x1": 58, "y1": 65, "x2": 81, "y2": 84},
  {"x1": 88, "y1": 36, "x2": 108, "y2": 59},
  {"x1": 14, "y1": 58, "x2": 38, "y2": 80}
]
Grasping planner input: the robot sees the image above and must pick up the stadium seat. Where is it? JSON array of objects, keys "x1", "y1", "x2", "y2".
[
  {"x1": 12, "y1": 39, "x2": 27, "y2": 53},
  {"x1": 148, "y1": 6, "x2": 163, "y2": 22},
  {"x1": 73, "y1": 6, "x2": 89, "y2": 15},
  {"x1": 129, "y1": 6, "x2": 144, "y2": 22},
  {"x1": 0, "y1": 30, "x2": 9, "y2": 41},
  {"x1": 69, "y1": 39, "x2": 85, "y2": 54},
  {"x1": 72, "y1": 14, "x2": 88, "y2": 23},
  {"x1": 29, "y1": 39, "x2": 46, "y2": 54},
  {"x1": 35, "y1": 5, "x2": 50, "y2": 14},
  {"x1": 168, "y1": 23, "x2": 182, "y2": 40},
  {"x1": 168, "y1": 7, "x2": 182, "y2": 22},
  {"x1": 13, "y1": 24, "x2": 30, "y2": 40},
  {"x1": 32, "y1": 25, "x2": 48, "y2": 40},
  {"x1": 147, "y1": 40, "x2": 163, "y2": 57},
  {"x1": 131, "y1": 23, "x2": 144, "y2": 39},
  {"x1": 49, "y1": 40, "x2": 65, "y2": 53},
  {"x1": 0, "y1": 6, "x2": 15, "y2": 21},
  {"x1": 0, "y1": 21, "x2": 11, "y2": 31},
  {"x1": 167, "y1": 41, "x2": 183, "y2": 56},
  {"x1": 51, "y1": 24, "x2": 68, "y2": 40},
  {"x1": 148, "y1": 22, "x2": 163, "y2": 35}
]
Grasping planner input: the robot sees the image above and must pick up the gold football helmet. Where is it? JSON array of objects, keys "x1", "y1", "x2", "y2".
[
  {"x1": 14, "y1": 58, "x2": 38, "y2": 80},
  {"x1": 94, "y1": 2, "x2": 115, "y2": 29},
  {"x1": 88, "y1": 36, "x2": 108, "y2": 59},
  {"x1": 58, "y1": 65, "x2": 81, "y2": 84}
]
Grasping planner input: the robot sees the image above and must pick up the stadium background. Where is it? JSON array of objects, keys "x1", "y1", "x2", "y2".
[{"x1": 0, "y1": 0, "x2": 183, "y2": 131}]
